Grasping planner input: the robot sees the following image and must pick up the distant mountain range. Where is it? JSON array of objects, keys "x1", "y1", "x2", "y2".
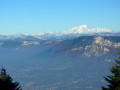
[
  {"x1": 0, "y1": 32, "x2": 120, "y2": 41},
  {"x1": 0, "y1": 25, "x2": 120, "y2": 40}
]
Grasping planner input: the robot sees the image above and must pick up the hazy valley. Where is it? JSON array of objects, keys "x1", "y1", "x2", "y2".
[{"x1": 0, "y1": 35, "x2": 120, "y2": 89}]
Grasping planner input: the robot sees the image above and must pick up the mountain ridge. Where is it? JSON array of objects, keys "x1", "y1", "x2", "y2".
[
  {"x1": 0, "y1": 32, "x2": 120, "y2": 41},
  {"x1": 0, "y1": 25, "x2": 120, "y2": 40}
]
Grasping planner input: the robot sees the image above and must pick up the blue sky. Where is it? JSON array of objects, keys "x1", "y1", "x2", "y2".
[{"x1": 0, "y1": 0, "x2": 120, "y2": 35}]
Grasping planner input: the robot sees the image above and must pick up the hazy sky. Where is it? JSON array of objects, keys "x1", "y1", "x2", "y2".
[{"x1": 0, "y1": 0, "x2": 120, "y2": 35}]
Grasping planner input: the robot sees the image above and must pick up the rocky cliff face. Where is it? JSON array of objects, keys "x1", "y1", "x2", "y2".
[
  {"x1": 71, "y1": 36, "x2": 120, "y2": 57},
  {"x1": 49, "y1": 36, "x2": 120, "y2": 58}
]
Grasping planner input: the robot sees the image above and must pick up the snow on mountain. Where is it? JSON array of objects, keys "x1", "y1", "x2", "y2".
[
  {"x1": 0, "y1": 25, "x2": 118, "y2": 40},
  {"x1": 34, "y1": 25, "x2": 112, "y2": 36},
  {"x1": 33, "y1": 31, "x2": 57, "y2": 40},
  {"x1": 9, "y1": 34, "x2": 27, "y2": 39},
  {"x1": 31, "y1": 25, "x2": 113, "y2": 39},
  {"x1": 62, "y1": 25, "x2": 112, "y2": 35}
]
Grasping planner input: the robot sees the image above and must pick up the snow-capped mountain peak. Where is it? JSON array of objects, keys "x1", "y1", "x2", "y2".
[
  {"x1": 62, "y1": 25, "x2": 112, "y2": 35},
  {"x1": 0, "y1": 25, "x2": 118, "y2": 40}
]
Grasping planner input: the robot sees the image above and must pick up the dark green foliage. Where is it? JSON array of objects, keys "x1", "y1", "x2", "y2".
[
  {"x1": 0, "y1": 68, "x2": 22, "y2": 90},
  {"x1": 102, "y1": 50, "x2": 120, "y2": 90}
]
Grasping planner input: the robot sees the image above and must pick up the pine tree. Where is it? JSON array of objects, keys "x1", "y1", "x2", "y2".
[
  {"x1": 0, "y1": 68, "x2": 22, "y2": 90},
  {"x1": 102, "y1": 51, "x2": 120, "y2": 90}
]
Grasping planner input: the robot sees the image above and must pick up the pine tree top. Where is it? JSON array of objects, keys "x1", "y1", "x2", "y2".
[
  {"x1": 0, "y1": 68, "x2": 22, "y2": 90},
  {"x1": 102, "y1": 50, "x2": 120, "y2": 90}
]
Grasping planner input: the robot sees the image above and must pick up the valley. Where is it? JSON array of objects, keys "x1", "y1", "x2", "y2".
[{"x1": 0, "y1": 36, "x2": 120, "y2": 89}]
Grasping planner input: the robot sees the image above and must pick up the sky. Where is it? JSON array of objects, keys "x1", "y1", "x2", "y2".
[{"x1": 0, "y1": 0, "x2": 120, "y2": 35}]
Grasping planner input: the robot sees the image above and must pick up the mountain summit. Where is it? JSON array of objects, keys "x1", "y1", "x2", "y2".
[{"x1": 62, "y1": 25, "x2": 112, "y2": 35}]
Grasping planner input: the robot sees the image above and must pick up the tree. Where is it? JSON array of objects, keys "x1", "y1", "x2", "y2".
[
  {"x1": 0, "y1": 68, "x2": 22, "y2": 90},
  {"x1": 102, "y1": 51, "x2": 120, "y2": 90}
]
